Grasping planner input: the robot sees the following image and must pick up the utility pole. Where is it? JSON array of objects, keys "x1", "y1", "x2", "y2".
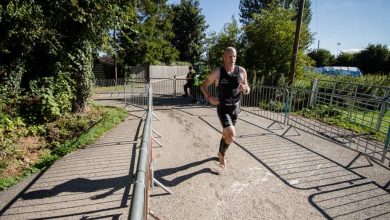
[
  {"x1": 289, "y1": 0, "x2": 305, "y2": 86},
  {"x1": 337, "y1": 42, "x2": 341, "y2": 56}
]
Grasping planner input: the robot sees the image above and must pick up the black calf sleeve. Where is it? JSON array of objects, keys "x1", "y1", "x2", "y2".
[{"x1": 219, "y1": 138, "x2": 230, "y2": 156}]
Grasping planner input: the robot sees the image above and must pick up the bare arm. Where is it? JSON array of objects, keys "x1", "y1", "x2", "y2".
[
  {"x1": 239, "y1": 67, "x2": 250, "y2": 95},
  {"x1": 200, "y1": 68, "x2": 220, "y2": 105}
]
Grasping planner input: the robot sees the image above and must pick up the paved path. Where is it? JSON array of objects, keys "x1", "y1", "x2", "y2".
[
  {"x1": 1, "y1": 97, "x2": 390, "y2": 220},
  {"x1": 0, "y1": 101, "x2": 144, "y2": 219}
]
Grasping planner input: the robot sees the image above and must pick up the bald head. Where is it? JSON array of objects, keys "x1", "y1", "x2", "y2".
[
  {"x1": 224, "y1": 47, "x2": 236, "y2": 55},
  {"x1": 223, "y1": 47, "x2": 237, "y2": 66}
]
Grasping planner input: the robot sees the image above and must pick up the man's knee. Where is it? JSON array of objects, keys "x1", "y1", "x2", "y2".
[
  {"x1": 225, "y1": 135, "x2": 234, "y2": 144},
  {"x1": 223, "y1": 127, "x2": 235, "y2": 144}
]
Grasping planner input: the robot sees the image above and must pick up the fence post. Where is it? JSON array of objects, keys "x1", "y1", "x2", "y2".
[
  {"x1": 173, "y1": 75, "x2": 176, "y2": 98},
  {"x1": 284, "y1": 89, "x2": 291, "y2": 125},
  {"x1": 376, "y1": 88, "x2": 389, "y2": 131},
  {"x1": 124, "y1": 78, "x2": 127, "y2": 103},
  {"x1": 381, "y1": 126, "x2": 390, "y2": 163},
  {"x1": 330, "y1": 81, "x2": 336, "y2": 105},
  {"x1": 309, "y1": 78, "x2": 318, "y2": 107}
]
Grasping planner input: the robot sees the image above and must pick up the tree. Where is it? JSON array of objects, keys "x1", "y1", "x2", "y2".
[
  {"x1": 206, "y1": 16, "x2": 242, "y2": 68},
  {"x1": 239, "y1": 0, "x2": 272, "y2": 25},
  {"x1": 120, "y1": 0, "x2": 178, "y2": 65},
  {"x1": 307, "y1": 49, "x2": 335, "y2": 67},
  {"x1": 334, "y1": 52, "x2": 356, "y2": 67},
  {"x1": 1, "y1": 0, "x2": 134, "y2": 113},
  {"x1": 0, "y1": 1, "x2": 46, "y2": 93},
  {"x1": 41, "y1": 0, "x2": 133, "y2": 112},
  {"x1": 239, "y1": 0, "x2": 312, "y2": 25},
  {"x1": 243, "y1": 3, "x2": 312, "y2": 85},
  {"x1": 355, "y1": 44, "x2": 389, "y2": 74},
  {"x1": 170, "y1": 0, "x2": 208, "y2": 64}
]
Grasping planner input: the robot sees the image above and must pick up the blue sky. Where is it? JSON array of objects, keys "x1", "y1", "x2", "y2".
[{"x1": 168, "y1": 0, "x2": 390, "y2": 55}]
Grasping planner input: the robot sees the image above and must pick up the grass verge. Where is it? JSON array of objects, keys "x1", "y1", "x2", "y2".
[{"x1": 0, "y1": 105, "x2": 128, "y2": 190}]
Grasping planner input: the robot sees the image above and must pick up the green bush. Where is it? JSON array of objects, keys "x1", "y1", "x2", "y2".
[
  {"x1": 23, "y1": 72, "x2": 75, "y2": 123},
  {"x1": 260, "y1": 100, "x2": 285, "y2": 112},
  {"x1": 301, "y1": 104, "x2": 342, "y2": 119}
]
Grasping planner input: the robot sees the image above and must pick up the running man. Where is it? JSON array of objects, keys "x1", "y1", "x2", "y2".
[{"x1": 200, "y1": 47, "x2": 250, "y2": 169}]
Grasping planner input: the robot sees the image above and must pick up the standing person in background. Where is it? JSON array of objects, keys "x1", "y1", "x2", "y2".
[
  {"x1": 183, "y1": 65, "x2": 196, "y2": 97},
  {"x1": 200, "y1": 47, "x2": 250, "y2": 169}
]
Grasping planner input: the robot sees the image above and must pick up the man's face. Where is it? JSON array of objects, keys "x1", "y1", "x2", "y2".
[{"x1": 223, "y1": 49, "x2": 237, "y2": 65}]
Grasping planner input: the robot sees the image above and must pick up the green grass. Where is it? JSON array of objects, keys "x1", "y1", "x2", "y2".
[
  {"x1": 0, "y1": 106, "x2": 128, "y2": 190},
  {"x1": 93, "y1": 85, "x2": 125, "y2": 93},
  {"x1": 343, "y1": 109, "x2": 390, "y2": 134},
  {"x1": 93, "y1": 82, "x2": 146, "y2": 94},
  {"x1": 296, "y1": 104, "x2": 389, "y2": 142}
]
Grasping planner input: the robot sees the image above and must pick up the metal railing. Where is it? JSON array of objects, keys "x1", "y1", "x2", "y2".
[
  {"x1": 129, "y1": 84, "x2": 152, "y2": 220},
  {"x1": 314, "y1": 79, "x2": 390, "y2": 133},
  {"x1": 286, "y1": 87, "x2": 389, "y2": 163},
  {"x1": 124, "y1": 78, "x2": 149, "y2": 108},
  {"x1": 93, "y1": 77, "x2": 390, "y2": 219},
  {"x1": 93, "y1": 77, "x2": 390, "y2": 165},
  {"x1": 93, "y1": 78, "x2": 126, "y2": 94},
  {"x1": 241, "y1": 85, "x2": 288, "y2": 125}
]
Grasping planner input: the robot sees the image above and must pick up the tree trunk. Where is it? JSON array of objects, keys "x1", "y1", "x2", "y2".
[{"x1": 71, "y1": 42, "x2": 94, "y2": 113}]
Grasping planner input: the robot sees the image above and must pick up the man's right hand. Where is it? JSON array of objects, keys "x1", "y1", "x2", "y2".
[{"x1": 208, "y1": 96, "x2": 220, "y2": 106}]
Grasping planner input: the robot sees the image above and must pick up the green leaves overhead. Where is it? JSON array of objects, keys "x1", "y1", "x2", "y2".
[{"x1": 1, "y1": 0, "x2": 134, "y2": 112}]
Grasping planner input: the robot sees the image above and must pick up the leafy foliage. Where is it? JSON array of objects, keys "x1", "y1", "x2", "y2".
[
  {"x1": 120, "y1": 0, "x2": 178, "y2": 65},
  {"x1": 239, "y1": 0, "x2": 312, "y2": 25},
  {"x1": 1, "y1": 0, "x2": 133, "y2": 113},
  {"x1": 0, "y1": 105, "x2": 128, "y2": 190},
  {"x1": 307, "y1": 49, "x2": 335, "y2": 67},
  {"x1": 25, "y1": 72, "x2": 75, "y2": 123},
  {"x1": 334, "y1": 52, "x2": 355, "y2": 67},
  {"x1": 171, "y1": 0, "x2": 208, "y2": 64},
  {"x1": 243, "y1": 3, "x2": 313, "y2": 85},
  {"x1": 307, "y1": 44, "x2": 390, "y2": 75},
  {"x1": 355, "y1": 44, "x2": 390, "y2": 74},
  {"x1": 294, "y1": 72, "x2": 390, "y2": 95},
  {"x1": 206, "y1": 17, "x2": 243, "y2": 68}
]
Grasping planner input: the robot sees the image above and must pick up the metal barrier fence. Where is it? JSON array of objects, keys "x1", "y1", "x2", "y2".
[
  {"x1": 314, "y1": 79, "x2": 390, "y2": 133},
  {"x1": 124, "y1": 78, "x2": 149, "y2": 109},
  {"x1": 93, "y1": 78, "x2": 390, "y2": 166},
  {"x1": 241, "y1": 85, "x2": 288, "y2": 125},
  {"x1": 93, "y1": 78, "x2": 126, "y2": 94},
  {"x1": 92, "y1": 77, "x2": 389, "y2": 219},
  {"x1": 286, "y1": 87, "x2": 389, "y2": 163},
  {"x1": 150, "y1": 78, "x2": 175, "y2": 97},
  {"x1": 148, "y1": 78, "x2": 390, "y2": 166},
  {"x1": 129, "y1": 84, "x2": 152, "y2": 220}
]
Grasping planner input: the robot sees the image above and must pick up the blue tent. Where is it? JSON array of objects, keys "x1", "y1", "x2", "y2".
[{"x1": 311, "y1": 66, "x2": 362, "y2": 77}]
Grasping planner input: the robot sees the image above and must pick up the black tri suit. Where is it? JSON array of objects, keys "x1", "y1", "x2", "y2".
[{"x1": 217, "y1": 65, "x2": 242, "y2": 128}]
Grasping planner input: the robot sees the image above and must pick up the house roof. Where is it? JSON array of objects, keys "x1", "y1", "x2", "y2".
[{"x1": 97, "y1": 56, "x2": 114, "y2": 65}]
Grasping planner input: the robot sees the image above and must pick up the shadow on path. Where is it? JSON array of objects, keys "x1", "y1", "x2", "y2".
[
  {"x1": 154, "y1": 157, "x2": 219, "y2": 187},
  {"x1": 198, "y1": 112, "x2": 390, "y2": 219},
  {"x1": 21, "y1": 175, "x2": 132, "y2": 200},
  {"x1": 309, "y1": 181, "x2": 390, "y2": 219}
]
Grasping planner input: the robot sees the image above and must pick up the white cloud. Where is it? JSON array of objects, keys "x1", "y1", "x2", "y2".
[{"x1": 340, "y1": 48, "x2": 362, "y2": 54}]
